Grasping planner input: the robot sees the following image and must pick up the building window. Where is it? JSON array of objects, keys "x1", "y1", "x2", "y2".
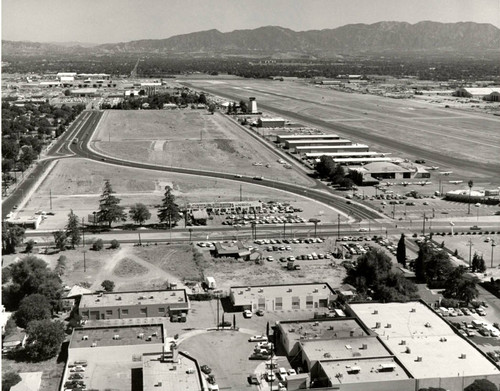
[
  {"x1": 158, "y1": 307, "x2": 165, "y2": 313},
  {"x1": 122, "y1": 309, "x2": 129, "y2": 315},
  {"x1": 275, "y1": 297, "x2": 282, "y2": 310},
  {"x1": 306, "y1": 296, "x2": 314, "y2": 308},
  {"x1": 140, "y1": 308, "x2": 147, "y2": 315},
  {"x1": 258, "y1": 298, "x2": 266, "y2": 309},
  {"x1": 292, "y1": 297, "x2": 300, "y2": 309},
  {"x1": 106, "y1": 310, "x2": 113, "y2": 316}
]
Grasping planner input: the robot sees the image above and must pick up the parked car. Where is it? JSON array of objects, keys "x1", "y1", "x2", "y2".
[
  {"x1": 249, "y1": 335, "x2": 268, "y2": 342},
  {"x1": 201, "y1": 365, "x2": 212, "y2": 374},
  {"x1": 256, "y1": 309, "x2": 265, "y2": 316},
  {"x1": 243, "y1": 310, "x2": 253, "y2": 318},
  {"x1": 248, "y1": 374, "x2": 260, "y2": 385}
]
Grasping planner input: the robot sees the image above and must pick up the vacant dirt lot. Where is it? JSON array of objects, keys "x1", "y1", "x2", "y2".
[{"x1": 92, "y1": 110, "x2": 313, "y2": 186}]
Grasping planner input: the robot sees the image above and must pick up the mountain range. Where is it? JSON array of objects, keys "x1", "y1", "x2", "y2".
[{"x1": 3, "y1": 21, "x2": 500, "y2": 57}]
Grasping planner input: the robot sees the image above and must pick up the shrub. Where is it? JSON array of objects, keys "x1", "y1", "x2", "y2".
[
  {"x1": 2, "y1": 372, "x2": 21, "y2": 391},
  {"x1": 110, "y1": 239, "x2": 120, "y2": 249},
  {"x1": 101, "y1": 280, "x2": 115, "y2": 292},
  {"x1": 92, "y1": 239, "x2": 104, "y2": 251}
]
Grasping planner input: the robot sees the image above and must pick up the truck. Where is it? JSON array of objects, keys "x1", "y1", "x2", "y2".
[{"x1": 205, "y1": 276, "x2": 217, "y2": 289}]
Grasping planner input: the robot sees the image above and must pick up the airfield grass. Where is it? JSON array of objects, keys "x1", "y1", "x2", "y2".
[{"x1": 92, "y1": 110, "x2": 313, "y2": 185}]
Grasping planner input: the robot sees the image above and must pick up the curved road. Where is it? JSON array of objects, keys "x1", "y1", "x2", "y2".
[{"x1": 70, "y1": 110, "x2": 383, "y2": 220}]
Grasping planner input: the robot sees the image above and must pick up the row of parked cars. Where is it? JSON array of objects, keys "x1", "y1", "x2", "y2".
[
  {"x1": 255, "y1": 237, "x2": 324, "y2": 245},
  {"x1": 65, "y1": 361, "x2": 88, "y2": 391}
]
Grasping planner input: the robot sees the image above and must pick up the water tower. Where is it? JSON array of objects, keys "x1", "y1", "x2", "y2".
[{"x1": 249, "y1": 97, "x2": 258, "y2": 114}]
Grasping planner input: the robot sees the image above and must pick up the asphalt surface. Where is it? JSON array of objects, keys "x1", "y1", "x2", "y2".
[{"x1": 182, "y1": 82, "x2": 500, "y2": 180}]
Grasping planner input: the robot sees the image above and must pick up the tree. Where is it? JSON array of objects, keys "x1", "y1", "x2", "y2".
[
  {"x1": 25, "y1": 239, "x2": 35, "y2": 253},
  {"x1": 198, "y1": 93, "x2": 207, "y2": 105},
  {"x1": 464, "y1": 379, "x2": 498, "y2": 391},
  {"x1": 110, "y1": 239, "x2": 120, "y2": 249},
  {"x1": 25, "y1": 319, "x2": 65, "y2": 361},
  {"x1": 92, "y1": 238, "x2": 104, "y2": 251},
  {"x1": 2, "y1": 372, "x2": 21, "y2": 391},
  {"x1": 2, "y1": 222, "x2": 25, "y2": 254},
  {"x1": 129, "y1": 203, "x2": 151, "y2": 226},
  {"x1": 65, "y1": 210, "x2": 81, "y2": 249},
  {"x1": 396, "y1": 234, "x2": 407, "y2": 267},
  {"x1": 472, "y1": 252, "x2": 486, "y2": 273},
  {"x1": 97, "y1": 180, "x2": 127, "y2": 228},
  {"x1": 3, "y1": 255, "x2": 62, "y2": 311},
  {"x1": 53, "y1": 230, "x2": 67, "y2": 251},
  {"x1": 208, "y1": 103, "x2": 216, "y2": 114},
  {"x1": 157, "y1": 186, "x2": 181, "y2": 228},
  {"x1": 239, "y1": 100, "x2": 248, "y2": 113},
  {"x1": 15, "y1": 294, "x2": 51, "y2": 328},
  {"x1": 315, "y1": 155, "x2": 336, "y2": 179},
  {"x1": 101, "y1": 280, "x2": 115, "y2": 292},
  {"x1": 443, "y1": 266, "x2": 479, "y2": 305}
]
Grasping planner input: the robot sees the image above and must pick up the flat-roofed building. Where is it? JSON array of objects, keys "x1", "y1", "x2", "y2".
[
  {"x1": 295, "y1": 144, "x2": 369, "y2": 154},
  {"x1": 332, "y1": 157, "x2": 393, "y2": 165},
  {"x1": 277, "y1": 134, "x2": 340, "y2": 143},
  {"x1": 78, "y1": 289, "x2": 189, "y2": 320},
  {"x1": 277, "y1": 318, "x2": 369, "y2": 356},
  {"x1": 317, "y1": 357, "x2": 413, "y2": 391},
  {"x1": 351, "y1": 302, "x2": 500, "y2": 390},
  {"x1": 229, "y1": 283, "x2": 336, "y2": 312},
  {"x1": 66, "y1": 324, "x2": 168, "y2": 391},
  {"x1": 455, "y1": 87, "x2": 500, "y2": 99},
  {"x1": 258, "y1": 117, "x2": 285, "y2": 128},
  {"x1": 6, "y1": 215, "x2": 42, "y2": 230},
  {"x1": 285, "y1": 139, "x2": 352, "y2": 151},
  {"x1": 305, "y1": 151, "x2": 385, "y2": 159},
  {"x1": 349, "y1": 161, "x2": 414, "y2": 181},
  {"x1": 142, "y1": 352, "x2": 203, "y2": 391}
]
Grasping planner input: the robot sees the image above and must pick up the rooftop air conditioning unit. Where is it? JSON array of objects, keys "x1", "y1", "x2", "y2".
[
  {"x1": 373, "y1": 310, "x2": 378, "y2": 315},
  {"x1": 406, "y1": 347, "x2": 411, "y2": 354},
  {"x1": 258, "y1": 289, "x2": 264, "y2": 293},
  {"x1": 400, "y1": 340, "x2": 406, "y2": 345},
  {"x1": 416, "y1": 356, "x2": 422, "y2": 362},
  {"x1": 138, "y1": 333, "x2": 144, "y2": 339},
  {"x1": 287, "y1": 289, "x2": 292, "y2": 292},
  {"x1": 246, "y1": 287, "x2": 251, "y2": 291},
  {"x1": 91, "y1": 342, "x2": 97, "y2": 347},
  {"x1": 460, "y1": 354, "x2": 467, "y2": 359},
  {"x1": 138, "y1": 296, "x2": 145, "y2": 300},
  {"x1": 411, "y1": 308, "x2": 416, "y2": 313},
  {"x1": 361, "y1": 344, "x2": 368, "y2": 350},
  {"x1": 375, "y1": 322, "x2": 381, "y2": 328},
  {"x1": 386, "y1": 323, "x2": 392, "y2": 328},
  {"x1": 82, "y1": 335, "x2": 89, "y2": 340},
  {"x1": 313, "y1": 289, "x2": 318, "y2": 293},
  {"x1": 116, "y1": 296, "x2": 121, "y2": 300},
  {"x1": 113, "y1": 334, "x2": 120, "y2": 340},
  {"x1": 149, "y1": 296, "x2": 154, "y2": 299}
]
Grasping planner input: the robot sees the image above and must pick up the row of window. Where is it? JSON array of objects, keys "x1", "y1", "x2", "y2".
[
  {"x1": 99, "y1": 307, "x2": 167, "y2": 316},
  {"x1": 257, "y1": 296, "x2": 316, "y2": 310}
]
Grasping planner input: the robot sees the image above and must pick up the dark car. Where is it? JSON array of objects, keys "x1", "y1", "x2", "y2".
[
  {"x1": 256, "y1": 309, "x2": 265, "y2": 316},
  {"x1": 248, "y1": 374, "x2": 260, "y2": 385},
  {"x1": 201, "y1": 365, "x2": 212, "y2": 374}
]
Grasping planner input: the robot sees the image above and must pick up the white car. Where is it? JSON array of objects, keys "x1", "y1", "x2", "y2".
[
  {"x1": 243, "y1": 310, "x2": 253, "y2": 318},
  {"x1": 249, "y1": 335, "x2": 268, "y2": 342},
  {"x1": 288, "y1": 369, "x2": 297, "y2": 376},
  {"x1": 266, "y1": 371, "x2": 276, "y2": 382}
]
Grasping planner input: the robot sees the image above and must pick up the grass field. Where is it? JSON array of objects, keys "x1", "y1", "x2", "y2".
[
  {"x1": 92, "y1": 110, "x2": 313, "y2": 185},
  {"x1": 19, "y1": 158, "x2": 340, "y2": 231}
]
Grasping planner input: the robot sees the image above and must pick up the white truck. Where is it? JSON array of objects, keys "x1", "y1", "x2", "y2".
[{"x1": 205, "y1": 276, "x2": 216, "y2": 289}]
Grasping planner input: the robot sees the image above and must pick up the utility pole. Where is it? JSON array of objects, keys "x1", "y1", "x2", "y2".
[
  {"x1": 422, "y1": 212, "x2": 426, "y2": 237},
  {"x1": 138, "y1": 231, "x2": 142, "y2": 246},
  {"x1": 83, "y1": 250, "x2": 87, "y2": 273},
  {"x1": 216, "y1": 294, "x2": 220, "y2": 331},
  {"x1": 467, "y1": 180, "x2": 473, "y2": 215},
  {"x1": 491, "y1": 240, "x2": 496, "y2": 269},
  {"x1": 337, "y1": 215, "x2": 340, "y2": 241},
  {"x1": 240, "y1": 184, "x2": 242, "y2": 202},
  {"x1": 81, "y1": 217, "x2": 85, "y2": 247},
  {"x1": 467, "y1": 238, "x2": 473, "y2": 268},
  {"x1": 50, "y1": 189, "x2": 52, "y2": 210}
]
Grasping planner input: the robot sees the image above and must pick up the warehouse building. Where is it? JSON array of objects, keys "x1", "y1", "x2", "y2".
[
  {"x1": 348, "y1": 161, "x2": 427, "y2": 181},
  {"x1": 184, "y1": 200, "x2": 262, "y2": 214},
  {"x1": 454, "y1": 87, "x2": 500, "y2": 100},
  {"x1": 295, "y1": 144, "x2": 369, "y2": 154},
  {"x1": 284, "y1": 139, "x2": 352, "y2": 151},
  {"x1": 258, "y1": 117, "x2": 285, "y2": 128},
  {"x1": 350, "y1": 302, "x2": 500, "y2": 390},
  {"x1": 229, "y1": 283, "x2": 336, "y2": 312},
  {"x1": 277, "y1": 134, "x2": 341, "y2": 143},
  {"x1": 78, "y1": 289, "x2": 190, "y2": 320}
]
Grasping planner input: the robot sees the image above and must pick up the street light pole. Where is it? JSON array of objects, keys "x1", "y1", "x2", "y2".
[
  {"x1": 467, "y1": 180, "x2": 473, "y2": 215},
  {"x1": 492, "y1": 241, "x2": 496, "y2": 269}
]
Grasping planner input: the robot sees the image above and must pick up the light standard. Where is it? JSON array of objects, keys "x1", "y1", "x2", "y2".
[
  {"x1": 492, "y1": 240, "x2": 497, "y2": 269},
  {"x1": 475, "y1": 203, "x2": 480, "y2": 222}
]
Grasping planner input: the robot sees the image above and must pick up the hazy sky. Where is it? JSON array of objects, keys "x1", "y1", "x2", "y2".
[{"x1": 2, "y1": 0, "x2": 500, "y2": 44}]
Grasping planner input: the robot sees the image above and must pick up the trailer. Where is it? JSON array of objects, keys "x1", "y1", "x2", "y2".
[{"x1": 205, "y1": 276, "x2": 217, "y2": 289}]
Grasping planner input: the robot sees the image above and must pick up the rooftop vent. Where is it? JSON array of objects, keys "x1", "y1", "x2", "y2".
[
  {"x1": 361, "y1": 343, "x2": 368, "y2": 350},
  {"x1": 149, "y1": 296, "x2": 154, "y2": 299},
  {"x1": 258, "y1": 288, "x2": 264, "y2": 293},
  {"x1": 400, "y1": 340, "x2": 406, "y2": 345},
  {"x1": 113, "y1": 334, "x2": 120, "y2": 340},
  {"x1": 406, "y1": 347, "x2": 411, "y2": 354},
  {"x1": 239, "y1": 291, "x2": 243, "y2": 295},
  {"x1": 416, "y1": 356, "x2": 422, "y2": 362},
  {"x1": 138, "y1": 296, "x2": 145, "y2": 300},
  {"x1": 386, "y1": 323, "x2": 392, "y2": 328},
  {"x1": 313, "y1": 289, "x2": 319, "y2": 293},
  {"x1": 373, "y1": 310, "x2": 378, "y2": 315},
  {"x1": 116, "y1": 296, "x2": 122, "y2": 301},
  {"x1": 324, "y1": 353, "x2": 332, "y2": 358},
  {"x1": 171, "y1": 292, "x2": 176, "y2": 296},
  {"x1": 82, "y1": 335, "x2": 89, "y2": 341},
  {"x1": 91, "y1": 342, "x2": 97, "y2": 347},
  {"x1": 287, "y1": 288, "x2": 292, "y2": 292},
  {"x1": 411, "y1": 308, "x2": 416, "y2": 313},
  {"x1": 440, "y1": 337, "x2": 447, "y2": 342},
  {"x1": 138, "y1": 333, "x2": 144, "y2": 339},
  {"x1": 375, "y1": 322, "x2": 381, "y2": 328},
  {"x1": 424, "y1": 322, "x2": 431, "y2": 328},
  {"x1": 178, "y1": 297, "x2": 183, "y2": 302},
  {"x1": 97, "y1": 293, "x2": 103, "y2": 297},
  {"x1": 95, "y1": 299, "x2": 100, "y2": 302},
  {"x1": 460, "y1": 354, "x2": 467, "y2": 359},
  {"x1": 246, "y1": 287, "x2": 251, "y2": 291}
]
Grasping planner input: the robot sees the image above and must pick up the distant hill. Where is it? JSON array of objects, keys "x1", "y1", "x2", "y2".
[{"x1": 3, "y1": 21, "x2": 500, "y2": 57}]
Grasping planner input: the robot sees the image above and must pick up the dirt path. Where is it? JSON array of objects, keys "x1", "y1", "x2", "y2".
[{"x1": 90, "y1": 246, "x2": 187, "y2": 291}]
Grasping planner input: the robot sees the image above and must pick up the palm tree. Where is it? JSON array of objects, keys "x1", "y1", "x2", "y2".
[{"x1": 467, "y1": 180, "x2": 473, "y2": 214}]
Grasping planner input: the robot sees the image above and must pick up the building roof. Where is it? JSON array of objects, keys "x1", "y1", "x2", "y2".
[
  {"x1": 295, "y1": 144, "x2": 368, "y2": 151},
  {"x1": 300, "y1": 336, "x2": 391, "y2": 363},
  {"x1": 259, "y1": 117, "x2": 285, "y2": 122},
  {"x1": 278, "y1": 134, "x2": 339, "y2": 141},
  {"x1": 79, "y1": 289, "x2": 188, "y2": 309},
  {"x1": 306, "y1": 152, "x2": 384, "y2": 158},
  {"x1": 70, "y1": 88, "x2": 97, "y2": 94},
  {"x1": 320, "y1": 357, "x2": 410, "y2": 384},
  {"x1": 350, "y1": 302, "x2": 500, "y2": 379},
  {"x1": 279, "y1": 318, "x2": 368, "y2": 345},
  {"x1": 142, "y1": 352, "x2": 202, "y2": 391},
  {"x1": 286, "y1": 139, "x2": 351, "y2": 145},
  {"x1": 230, "y1": 283, "x2": 335, "y2": 307},
  {"x1": 191, "y1": 210, "x2": 208, "y2": 220},
  {"x1": 3, "y1": 327, "x2": 27, "y2": 344},
  {"x1": 333, "y1": 157, "x2": 393, "y2": 164},
  {"x1": 70, "y1": 324, "x2": 164, "y2": 349},
  {"x1": 458, "y1": 87, "x2": 500, "y2": 95},
  {"x1": 64, "y1": 285, "x2": 92, "y2": 299},
  {"x1": 361, "y1": 162, "x2": 411, "y2": 173},
  {"x1": 11, "y1": 372, "x2": 42, "y2": 391}
]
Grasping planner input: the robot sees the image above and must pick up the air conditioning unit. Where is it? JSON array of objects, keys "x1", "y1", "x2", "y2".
[
  {"x1": 373, "y1": 310, "x2": 378, "y2": 315},
  {"x1": 411, "y1": 308, "x2": 416, "y2": 313},
  {"x1": 82, "y1": 335, "x2": 89, "y2": 340},
  {"x1": 149, "y1": 296, "x2": 154, "y2": 299},
  {"x1": 113, "y1": 334, "x2": 120, "y2": 340},
  {"x1": 460, "y1": 354, "x2": 467, "y2": 359},
  {"x1": 313, "y1": 289, "x2": 318, "y2": 293},
  {"x1": 386, "y1": 323, "x2": 392, "y2": 328},
  {"x1": 375, "y1": 322, "x2": 381, "y2": 328},
  {"x1": 400, "y1": 340, "x2": 406, "y2": 345},
  {"x1": 361, "y1": 344, "x2": 368, "y2": 350},
  {"x1": 138, "y1": 333, "x2": 144, "y2": 339},
  {"x1": 258, "y1": 289, "x2": 264, "y2": 293},
  {"x1": 91, "y1": 342, "x2": 97, "y2": 347},
  {"x1": 416, "y1": 356, "x2": 422, "y2": 362}
]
